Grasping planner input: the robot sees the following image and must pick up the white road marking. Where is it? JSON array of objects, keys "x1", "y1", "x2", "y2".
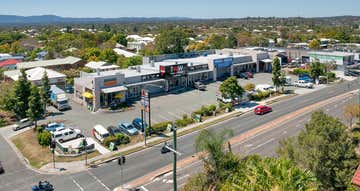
[
  {"x1": 244, "y1": 144, "x2": 253, "y2": 147},
  {"x1": 282, "y1": 130, "x2": 287, "y2": 134},
  {"x1": 87, "y1": 170, "x2": 110, "y2": 191},
  {"x1": 249, "y1": 138, "x2": 275, "y2": 152},
  {"x1": 71, "y1": 177, "x2": 85, "y2": 191},
  {"x1": 158, "y1": 115, "x2": 172, "y2": 121},
  {"x1": 178, "y1": 174, "x2": 190, "y2": 181},
  {"x1": 167, "y1": 112, "x2": 180, "y2": 118},
  {"x1": 141, "y1": 186, "x2": 150, "y2": 191}
]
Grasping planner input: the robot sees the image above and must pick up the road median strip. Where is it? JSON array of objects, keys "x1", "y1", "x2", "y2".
[{"x1": 117, "y1": 90, "x2": 356, "y2": 190}]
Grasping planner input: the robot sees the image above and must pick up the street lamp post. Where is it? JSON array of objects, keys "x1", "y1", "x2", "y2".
[{"x1": 173, "y1": 123, "x2": 177, "y2": 191}]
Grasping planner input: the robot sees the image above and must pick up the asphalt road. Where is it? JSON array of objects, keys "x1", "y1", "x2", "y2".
[
  {"x1": 0, "y1": 79, "x2": 358, "y2": 191},
  {"x1": 142, "y1": 91, "x2": 357, "y2": 191}
]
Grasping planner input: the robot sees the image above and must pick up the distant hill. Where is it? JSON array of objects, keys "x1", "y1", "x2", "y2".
[{"x1": 0, "y1": 15, "x2": 192, "y2": 24}]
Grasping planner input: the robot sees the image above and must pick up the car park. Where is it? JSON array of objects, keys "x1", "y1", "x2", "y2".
[
  {"x1": 31, "y1": 181, "x2": 54, "y2": 191},
  {"x1": 118, "y1": 122, "x2": 139, "y2": 136},
  {"x1": 294, "y1": 80, "x2": 314, "y2": 88},
  {"x1": 254, "y1": 105, "x2": 272, "y2": 115},
  {"x1": 45, "y1": 122, "x2": 65, "y2": 132},
  {"x1": 0, "y1": 161, "x2": 4, "y2": 174},
  {"x1": 107, "y1": 125, "x2": 122, "y2": 136},
  {"x1": 93, "y1": 124, "x2": 110, "y2": 143},
  {"x1": 51, "y1": 128, "x2": 82, "y2": 143},
  {"x1": 12, "y1": 118, "x2": 34, "y2": 131},
  {"x1": 194, "y1": 81, "x2": 206, "y2": 90},
  {"x1": 132, "y1": 118, "x2": 147, "y2": 132}
]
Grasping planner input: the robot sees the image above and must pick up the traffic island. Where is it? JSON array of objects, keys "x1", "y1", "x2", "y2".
[{"x1": 11, "y1": 129, "x2": 100, "y2": 169}]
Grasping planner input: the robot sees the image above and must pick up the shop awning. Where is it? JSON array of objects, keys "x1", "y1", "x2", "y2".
[
  {"x1": 188, "y1": 70, "x2": 212, "y2": 75},
  {"x1": 82, "y1": 92, "x2": 94, "y2": 99},
  {"x1": 125, "y1": 79, "x2": 165, "y2": 87},
  {"x1": 101, "y1": 86, "x2": 128, "y2": 94},
  {"x1": 261, "y1": 59, "x2": 273, "y2": 63}
]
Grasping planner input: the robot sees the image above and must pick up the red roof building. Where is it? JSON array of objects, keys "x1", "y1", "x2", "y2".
[
  {"x1": 352, "y1": 165, "x2": 360, "y2": 187},
  {"x1": 0, "y1": 59, "x2": 19, "y2": 69}
]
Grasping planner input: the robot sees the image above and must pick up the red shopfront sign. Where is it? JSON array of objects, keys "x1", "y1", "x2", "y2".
[{"x1": 160, "y1": 64, "x2": 187, "y2": 77}]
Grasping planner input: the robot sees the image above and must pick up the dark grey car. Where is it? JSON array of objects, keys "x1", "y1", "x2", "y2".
[{"x1": 12, "y1": 118, "x2": 34, "y2": 131}]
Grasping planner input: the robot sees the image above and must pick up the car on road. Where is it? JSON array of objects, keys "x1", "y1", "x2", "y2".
[
  {"x1": 118, "y1": 122, "x2": 139, "y2": 136},
  {"x1": 45, "y1": 122, "x2": 65, "y2": 132},
  {"x1": 161, "y1": 142, "x2": 172, "y2": 154},
  {"x1": 294, "y1": 80, "x2": 314, "y2": 89},
  {"x1": 32, "y1": 181, "x2": 54, "y2": 191},
  {"x1": 132, "y1": 118, "x2": 147, "y2": 132},
  {"x1": 12, "y1": 118, "x2": 34, "y2": 131},
  {"x1": 194, "y1": 81, "x2": 206, "y2": 91},
  {"x1": 254, "y1": 105, "x2": 272, "y2": 115},
  {"x1": 245, "y1": 72, "x2": 253, "y2": 78},
  {"x1": 107, "y1": 125, "x2": 122, "y2": 136},
  {"x1": 51, "y1": 128, "x2": 82, "y2": 143},
  {"x1": 0, "y1": 161, "x2": 4, "y2": 174}
]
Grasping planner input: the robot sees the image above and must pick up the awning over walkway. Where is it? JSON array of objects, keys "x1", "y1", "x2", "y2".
[
  {"x1": 261, "y1": 59, "x2": 273, "y2": 63},
  {"x1": 101, "y1": 86, "x2": 128, "y2": 94},
  {"x1": 125, "y1": 79, "x2": 165, "y2": 87},
  {"x1": 188, "y1": 70, "x2": 212, "y2": 75},
  {"x1": 82, "y1": 92, "x2": 94, "y2": 99},
  {"x1": 233, "y1": 61, "x2": 256, "y2": 66}
]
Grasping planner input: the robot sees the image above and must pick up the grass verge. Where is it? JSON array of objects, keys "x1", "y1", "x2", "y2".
[{"x1": 11, "y1": 130, "x2": 100, "y2": 169}]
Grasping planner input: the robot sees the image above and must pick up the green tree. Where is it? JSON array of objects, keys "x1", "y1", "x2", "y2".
[
  {"x1": 272, "y1": 57, "x2": 282, "y2": 92},
  {"x1": 195, "y1": 129, "x2": 236, "y2": 189},
  {"x1": 226, "y1": 33, "x2": 238, "y2": 48},
  {"x1": 219, "y1": 77, "x2": 244, "y2": 101},
  {"x1": 309, "y1": 39, "x2": 320, "y2": 49},
  {"x1": 155, "y1": 28, "x2": 189, "y2": 54},
  {"x1": 41, "y1": 71, "x2": 50, "y2": 111},
  {"x1": 99, "y1": 48, "x2": 118, "y2": 63},
  {"x1": 277, "y1": 111, "x2": 359, "y2": 191},
  {"x1": 37, "y1": 131, "x2": 51, "y2": 146},
  {"x1": 27, "y1": 85, "x2": 44, "y2": 127},
  {"x1": 220, "y1": 155, "x2": 318, "y2": 191},
  {"x1": 82, "y1": 47, "x2": 101, "y2": 61},
  {"x1": 12, "y1": 69, "x2": 31, "y2": 118},
  {"x1": 309, "y1": 61, "x2": 325, "y2": 83},
  {"x1": 208, "y1": 34, "x2": 226, "y2": 49},
  {"x1": 112, "y1": 33, "x2": 128, "y2": 46}
]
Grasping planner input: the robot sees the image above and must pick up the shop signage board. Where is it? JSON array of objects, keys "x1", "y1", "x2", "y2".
[
  {"x1": 141, "y1": 89, "x2": 150, "y2": 112},
  {"x1": 213, "y1": 57, "x2": 233, "y2": 68},
  {"x1": 160, "y1": 63, "x2": 188, "y2": 77}
]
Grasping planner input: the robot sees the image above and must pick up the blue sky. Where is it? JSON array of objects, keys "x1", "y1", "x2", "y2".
[{"x1": 0, "y1": 0, "x2": 359, "y2": 18}]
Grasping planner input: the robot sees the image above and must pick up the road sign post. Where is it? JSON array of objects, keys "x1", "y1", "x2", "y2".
[
  {"x1": 118, "y1": 155, "x2": 126, "y2": 186},
  {"x1": 50, "y1": 140, "x2": 56, "y2": 169},
  {"x1": 173, "y1": 122, "x2": 177, "y2": 191}
]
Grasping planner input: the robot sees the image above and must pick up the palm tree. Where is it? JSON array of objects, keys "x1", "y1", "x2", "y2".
[{"x1": 195, "y1": 129, "x2": 235, "y2": 189}]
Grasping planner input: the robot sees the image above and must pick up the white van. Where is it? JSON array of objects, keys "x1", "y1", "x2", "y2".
[
  {"x1": 51, "y1": 128, "x2": 82, "y2": 143},
  {"x1": 255, "y1": 84, "x2": 275, "y2": 92},
  {"x1": 92, "y1": 125, "x2": 110, "y2": 143}
]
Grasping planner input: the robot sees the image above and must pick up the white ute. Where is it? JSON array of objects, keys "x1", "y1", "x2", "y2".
[{"x1": 294, "y1": 80, "x2": 314, "y2": 89}]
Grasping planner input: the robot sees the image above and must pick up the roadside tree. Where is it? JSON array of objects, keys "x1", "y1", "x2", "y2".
[
  {"x1": 27, "y1": 85, "x2": 44, "y2": 128},
  {"x1": 41, "y1": 71, "x2": 50, "y2": 111},
  {"x1": 277, "y1": 111, "x2": 359, "y2": 191},
  {"x1": 219, "y1": 77, "x2": 244, "y2": 102},
  {"x1": 272, "y1": 57, "x2": 282, "y2": 92},
  {"x1": 12, "y1": 69, "x2": 31, "y2": 118},
  {"x1": 309, "y1": 61, "x2": 325, "y2": 83},
  {"x1": 309, "y1": 39, "x2": 321, "y2": 49},
  {"x1": 344, "y1": 103, "x2": 360, "y2": 129}
]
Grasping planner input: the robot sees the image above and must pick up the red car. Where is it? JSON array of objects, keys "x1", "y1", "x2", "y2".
[
  {"x1": 245, "y1": 72, "x2": 253, "y2": 78},
  {"x1": 254, "y1": 105, "x2": 272, "y2": 115}
]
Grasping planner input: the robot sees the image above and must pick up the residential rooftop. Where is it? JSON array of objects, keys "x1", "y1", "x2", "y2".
[{"x1": 17, "y1": 56, "x2": 82, "y2": 69}]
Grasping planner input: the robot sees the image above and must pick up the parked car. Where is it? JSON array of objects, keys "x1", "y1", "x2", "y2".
[
  {"x1": 294, "y1": 80, "x2": 314, "y2": 89},
  {"x1": 217, "y1": 95, "x2": 239, "y2": 104},
  {"x1": 132, "y1": 118, "x2": 147, "y2": 132},
  {"x1": 245, "y1": 72, "x2": 253, "y2": 78},
  {"x1": 12, "y1": 118, "x2": 34, "y2": 131},
  {"x1": 254, "y1": 105, "x2": 272, "y2": 115},
  {"x1": 285, "y1": 76, "x2": 292, "y2": 86},
  {"x1": 118, "y1": 123, "x2": 139, "y2": 136},
  {"x1": 255, "y1": 84, "x2": 276, "y2": 92},
  {"x1": 32, "y1": 181, "x2": 54, "y2": 191},
  {"x1": 93, "y1": 124, "x2": 110, "y2": 143},
  {"x1": 194, "y1": 81, "x2": 206, "y2": 91},
  {"x1": 51, "y1": 128, "x2": 82, "y2": 143},
  {"x1": 45, "y1": 122, "x2": 65, "y2": 132},
  {"x1": 238, "y1": 73, "x2": 248, "y2": 79},
  {"x1": 0, "y1": 161, "x2": 4, "y2": 174},
  {"x1": 107, "y1": 125, "x2": 122, "y2": 136},
  {"x1": 65, "y1": 86, "x2": 74, "y2": 93}
]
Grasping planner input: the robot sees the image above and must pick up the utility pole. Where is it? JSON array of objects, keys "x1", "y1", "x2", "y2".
[
  {"x1": 83, "y1": 138, "x2": 88, "y2": 166},
  {"x1": 50, "y1": 139, "x2": 56, "y2": 169},
  {"x1": 173, "y1": 122, "x2": 177, "y2": 191},
  {"x1": 118, "y1": 156, "x2": 126, "y2": 186}
]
